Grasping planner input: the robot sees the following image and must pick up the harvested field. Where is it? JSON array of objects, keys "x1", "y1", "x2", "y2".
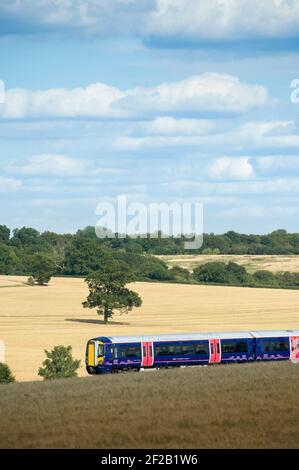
[
  {"x1": 0, "y1": 276, "x2": 299, "y2": 382},
  {"x1": 158, "y1": 254, "x2": 299, "y2": 274}
]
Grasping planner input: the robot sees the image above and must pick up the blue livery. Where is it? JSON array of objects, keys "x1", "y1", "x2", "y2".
[{"x1": 85, "y1": 330, "x2": 299, "y2": 374}]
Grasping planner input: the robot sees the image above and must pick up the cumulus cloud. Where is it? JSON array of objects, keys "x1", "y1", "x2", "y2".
[
  {"x1": 139, "y1": 116, "x2": 215, "y2": 136},
  {"x1": 0, "y1": 0, "x2": 150, "y2": 36},
  {"x1": 2, "y1": 83, "x2": 125, "y2": 119},
  {"x1": 145, "y1": 0, "x2": 299, "y2": 42},
  {"x1": 0, "y1": 73, "x2": 268, "y2": 120},
  {"x1": 207, "y1": 156, "x2": 255, "y2": 180},
  {"x1": 119, "y1": 73, "x2": 268, "y2": 114},
  {"x1": 6, "y1": 154, "x2": 87, "y2": 176},
  {"x1": 1, "y1": 0, "x2": 299, "y2": 43}
]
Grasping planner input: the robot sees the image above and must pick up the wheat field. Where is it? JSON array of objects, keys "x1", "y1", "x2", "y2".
[
  {"x1": 1, "y1": 275, "x2": 299, "y2": 382},
  {"x1": 158, "y1": 254, "x2": 299, "y2": 273}
]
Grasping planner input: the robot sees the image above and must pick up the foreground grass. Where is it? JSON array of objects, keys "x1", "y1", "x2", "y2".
[{"x1": 0, "y1": 362, "x2": 298, "y2": 449}]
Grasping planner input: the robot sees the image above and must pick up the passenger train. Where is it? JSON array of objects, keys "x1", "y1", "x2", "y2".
[{"x1": 85, "y1": 330, "x2": 299, "y2": 374}]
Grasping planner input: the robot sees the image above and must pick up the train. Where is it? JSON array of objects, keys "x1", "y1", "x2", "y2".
[{"x1": 85, "y1": 329, "x2": 299, "y2": 374}]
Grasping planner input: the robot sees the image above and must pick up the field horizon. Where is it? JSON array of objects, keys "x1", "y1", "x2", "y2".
[{"x1": 1, "y1": 275, "x2": 299, "y2": 382}]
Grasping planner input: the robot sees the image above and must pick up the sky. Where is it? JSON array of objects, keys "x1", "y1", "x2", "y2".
[{"x1": 0, "y1": 0, "x2": 299, "y2": 235}]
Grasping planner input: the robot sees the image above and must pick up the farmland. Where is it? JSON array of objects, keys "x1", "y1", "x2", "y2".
[
  {"x1": 1, "y1": 275, "x2": 299, "y2": 382},
  {"x1": 0, "y1": 362, "x2": 298, "y2": 448},
  {"x1": 158, "y1": 254, "x2": 299, "y2": 274}
]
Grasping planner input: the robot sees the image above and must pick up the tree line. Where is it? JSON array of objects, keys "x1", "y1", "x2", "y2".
[{"x1": 1, "y1": 224, "x2": 299, "y2": 289}]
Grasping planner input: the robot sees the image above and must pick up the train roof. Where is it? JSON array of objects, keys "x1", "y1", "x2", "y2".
[{"x1": 92, "y1": 330, "x2": 299, "y2": 344}]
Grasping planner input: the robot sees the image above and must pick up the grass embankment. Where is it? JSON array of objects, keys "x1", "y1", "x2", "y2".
[{"x1": 0, "y1": 361, "x2": 298, "y2": 449}]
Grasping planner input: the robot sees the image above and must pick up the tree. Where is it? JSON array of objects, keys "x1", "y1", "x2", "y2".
[
  {"x1": 0, "y1": 225, "x2": 10, "y2": 244},
  {"x1": 226, "y1": 261, "x2": 248, "y2": 284},
  {"x1": 0, "y1": 363, "x2": 15, "y2": 383},
  {"x1": 10, "y1": 227, "x2": 41, "y2": 252},
  {"x1": 64, "y1": 236, "x2": 110, "y2": 275},
  {"x1": 193, "y1": 262, "x2": 228, "y2": 284},
  {"x1": 29, "y1": 253, "x2": 55, "y2": 285},
  {"x1": 83, "y1": 260, "x2": 142, "y2": 323},
  {"x1": 253, "y1": 270, "x2": 276, "y2": 285},
  {"x1": 0, "y1": 243, "x2": 19, "y2": 274},
  {"x1": 38, "y1": 345, "x2": 80, "y2": 380}
]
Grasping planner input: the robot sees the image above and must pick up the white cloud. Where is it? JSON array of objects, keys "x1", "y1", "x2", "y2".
[
  {"x1": 146, "y1": 0, "x2": 299, "y2": 41},
  {"x1": 207, "y1": 156, "x2": 255, "y2": 180},
  {"x1": 0, "y1": 73, "x2": 268, "y2": 119},
  {"x1": 1, "y1": 1, "x2": 299, "y2": 42},
  {"x1": 120, "y1": 73, "x2": 268, "y2": 114},
  {"x1": 2, "y1": 83, "x2": 125, "y2": 119},
  {"x1": 0, "y1": 176, "x2": 22, "y2": 192},
  {"x1": 139, "y1": 116, "x2": 215, "y2": 135},
  {"x1": 113, "y1": 120, "x2": 299, "y2": 151},
  {"x1": 6, "y1": 154, "x2": 87, "y2": 176},
  {"x1": 0, "y1": 0, "x2": 150, "y2": 36}
]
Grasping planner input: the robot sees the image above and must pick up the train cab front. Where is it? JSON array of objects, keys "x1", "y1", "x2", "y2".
[{"x1": 86, "y1": 340, "x2": 111, "y2": 374}]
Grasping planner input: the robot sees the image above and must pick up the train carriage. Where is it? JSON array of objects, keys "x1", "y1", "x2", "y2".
[{"x1": 86, "y1": 330, "x2": 299, "y2": 375}]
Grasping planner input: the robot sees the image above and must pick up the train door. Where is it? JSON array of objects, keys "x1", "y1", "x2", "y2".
[
  {"x1": 290, "y1": 336, "x2": 299, "y2": 361},
  {"x1": 141, "y1": 341, "x2": 154, "y2": 367},
  {"x1": 209, "y1": 339, "x2": 221, "y2": 363},
  {"x1": 87, "y1": 341, "x2": 96, "y2": 366}
]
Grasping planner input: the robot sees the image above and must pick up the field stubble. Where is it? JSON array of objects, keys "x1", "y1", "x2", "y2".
[{"x1": 0, "y1": 276, "x2": 299, "y2": 381}]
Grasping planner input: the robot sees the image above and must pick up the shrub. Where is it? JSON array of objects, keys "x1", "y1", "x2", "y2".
[
  {"x1": 253, "y1": 270, "x2": 276, "y2": 284},
  {"x1": 38, "y1": 345, "x2": 80, "y2": 380},
  {"x1": 0, "y1": 363, "x2": 15, "y2": 384},
  {"x1": 29, "y1": 253, "x2": 55, "y2": 285},
  {"x1": 226, "y1": 261, "x2": 248, "y2": 285},
  {"x1": 168, "y1": 265, "x2": 191, "y2": 283},
  {"x1": 193, "y1": 262, "x2": 228, "y2": 284},
  {"x1": 27, "y1": 276, "x2": 35, "y2": 286}
]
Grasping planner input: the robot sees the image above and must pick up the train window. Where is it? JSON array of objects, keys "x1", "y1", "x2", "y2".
[
  {"x1": 149, "y1": 346, "x2": 153, "y2": 357},
  {"x1": 181, "y1": 345, "x2": 194, "y2": 355},
  {"x1": 143, "y1": 346, "x2": 146, "y2": 356},
  {"x1": 126, "y1": 346, "x2": 141, "y2": 358},
  {"x1": 222, "y1": 341, "x2": 248, "y2": 354},
  {"x1": 194, "y1": 343, "x2": 209, "y2": 355},
  {"x1": 263, "y1": 340, "x2": 289, "y2": 352},
  {"x1": 98, "y1": 344, "x2": 104, "y2": 356},
  {"x1": 126, "y1": 346, "x2": 140, "y2": 357},
  {"x1": 155, "y1": 346, "x2": 170, "y2": 356}
]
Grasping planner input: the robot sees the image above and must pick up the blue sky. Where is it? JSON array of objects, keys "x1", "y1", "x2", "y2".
[{"x1": 0, "y1": 0, "x2": 299, "y2": 234}]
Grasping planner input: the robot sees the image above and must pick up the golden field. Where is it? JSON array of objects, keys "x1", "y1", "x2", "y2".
[
  {"x1": 158, "y1": 254, "x2": 299, "y2": 273},
  {"x1": 0, "y1": 275, "x2": 299, "y2": 382}
]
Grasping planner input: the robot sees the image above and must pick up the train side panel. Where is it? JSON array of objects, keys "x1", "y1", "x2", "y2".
[
  {"x1": 255, "y1": 336, "x2": 290, "y2": 361},
  {"x1": 220, "y1": 338, "x2": 254, "y2": 363},
  {"x1": 153, "y1": 340, "x2": 210, "y2": 367}
]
